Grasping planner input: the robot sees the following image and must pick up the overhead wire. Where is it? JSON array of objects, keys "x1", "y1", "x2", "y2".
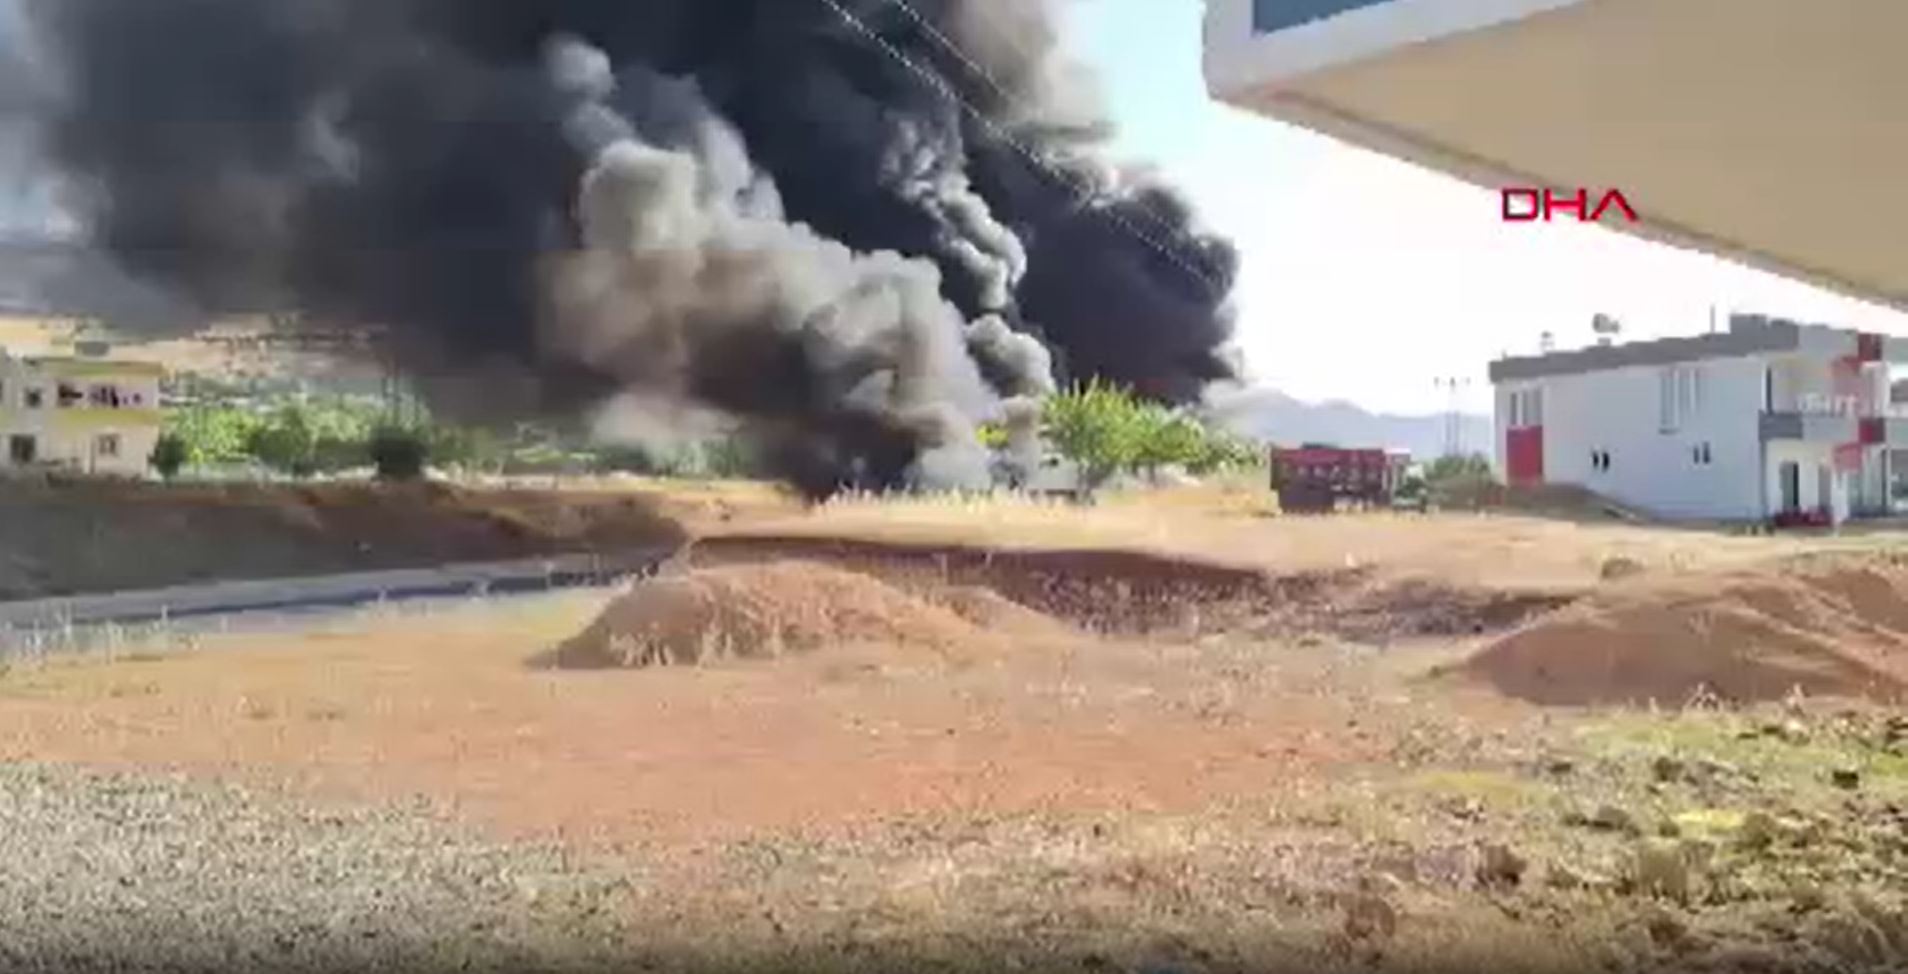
[{"x1": 813, "y1": 0, "x2": 1229, "y2": 300}]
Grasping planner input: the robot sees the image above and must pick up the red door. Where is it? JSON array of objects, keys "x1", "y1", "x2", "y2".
[{"x1": 1506, "y1": 427, "x2": 1544, "y2": 485}]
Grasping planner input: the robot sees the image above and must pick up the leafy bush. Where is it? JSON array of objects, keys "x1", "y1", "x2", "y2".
[
  {"x1": 169, "y1": 406, "x2": 263, "y2": 467},
  {"x1": 1423, "y1": 453, "x2": 1496, "y2": 507},
  {"x1": 149, "y1": 433, "x2": 189, "y2": 480},
  {"x1": 976, "y1": 422, "x2": 1011, "y2": 451},
  {"x1": 369, "y1": 426, "x2": 429, "y2": 481},
  {"x1": 246, "y1": 405, "x2": 321, "y2": 477}
]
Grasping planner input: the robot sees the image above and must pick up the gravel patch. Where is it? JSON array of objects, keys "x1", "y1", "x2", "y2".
[{"x1": 0, "y1": 763, "x2": 648, "y2": 973}]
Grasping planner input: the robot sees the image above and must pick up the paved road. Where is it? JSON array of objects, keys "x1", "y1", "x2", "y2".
[{"x1": 0, "y1": 547, "x2": 678, "y2": 642}]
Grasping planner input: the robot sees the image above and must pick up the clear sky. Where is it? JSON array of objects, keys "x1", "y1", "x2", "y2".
[{"x1": 1061, "y1": 0, "x2": 1908, "y2": 416}]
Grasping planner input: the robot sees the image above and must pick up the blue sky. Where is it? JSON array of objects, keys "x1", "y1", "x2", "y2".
[{"x1": 1062, "y1": 0, "x2": 1908, "y2": 415}]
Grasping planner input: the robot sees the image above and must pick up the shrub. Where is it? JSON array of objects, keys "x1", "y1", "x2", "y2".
[
  {"x1": 1424, "y1": 453, "x2": 1496, "y2": 507},
  {"x1": 149, "y1": 433, "x2": 189, "y2": 480},
  {"x1": 169, "y1": 406, "x2": 262, "y2": 466},
  {"x1": 247, "y1": 405, "x2": 319, "y2": 477},
  {"x1": 369, "y1": 426, "x2": 429, "y2": 481}
]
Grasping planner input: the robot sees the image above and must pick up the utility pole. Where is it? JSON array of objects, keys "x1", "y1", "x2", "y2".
[{"x1": 1434, "y1": 376, "x2": 1471, "y2": 458}]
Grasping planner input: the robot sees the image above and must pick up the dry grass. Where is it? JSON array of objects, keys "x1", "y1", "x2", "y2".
[
  {"x1": 9, "y1": 482, "x2": 1908, "y2": 970},
  {"x1": 722, "y1": 490, "x2": 1860, "y2": 596}
]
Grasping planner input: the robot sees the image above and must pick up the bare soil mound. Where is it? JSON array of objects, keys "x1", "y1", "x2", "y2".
[
  {"x1": 1465, "y1": 553, "x2": 1908, "y2": 705},
  {"x1": 687, "y1": 535, "x2": 1569, "y2": 643},
  {"x1": 547, "y1": 562, "x2": 1010, "y2": 668}
]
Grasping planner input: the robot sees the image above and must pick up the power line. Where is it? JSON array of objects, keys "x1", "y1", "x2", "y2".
[
  {"x1": 879, "y1": 0, "x2": 1234, "y2": 286},
  {"x1": 814, "y1": 0, "x2": 1227, "y2": 300}
]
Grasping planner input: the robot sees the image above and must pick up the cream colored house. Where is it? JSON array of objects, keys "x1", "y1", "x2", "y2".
[{"x1": 0, "y1": 349, "x2": 164, "y2": 476}]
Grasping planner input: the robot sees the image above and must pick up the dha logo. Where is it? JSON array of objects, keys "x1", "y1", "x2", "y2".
[{"x1": 1501, "y1": 187, "x2": 1638, "y2": 224}]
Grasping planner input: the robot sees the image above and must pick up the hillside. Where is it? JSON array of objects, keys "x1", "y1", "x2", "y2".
[
  {"x1": 0, "y1": 238, "x2": 193, "y2": 322},
  {"x1": 1210, "y1": 385, "x2": 1493, "y2": 460}
]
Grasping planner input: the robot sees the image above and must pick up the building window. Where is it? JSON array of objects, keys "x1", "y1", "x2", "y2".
[
  {"x1": 1591, "y1": 450, "x2": 1613, "y2": 473},
  {"x1": 1508, "y1": 387, "x2": 1544, "y2": 429},
  {"x1": 24, "y1": 388, "x2": 43, "y2": 409},
  {"x1": 90, "y1": 384, "x2": 122, "y2": 408},
  {"x1": 56, "y1": 382, "x2": 83, "y2": 408},
  {"x1": 1661, "y1": 365, "x2": 1704, "y2": 431},
  {"x1": 95, "y1": 434, "x2": 120, "y2": 459},
  {"x1": 8, "y1": 435, "x2": 35, "y2": 465}
]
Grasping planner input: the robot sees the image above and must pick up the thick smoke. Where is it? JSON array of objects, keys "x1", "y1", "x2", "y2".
[{"x1": 21, "y1": 0, "x2": 1239, "y2": 494}]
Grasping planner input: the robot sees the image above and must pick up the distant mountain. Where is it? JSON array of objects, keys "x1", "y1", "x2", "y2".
[{"x1": 1209, "y1": 386, "x2": 1493, "y2": 461}]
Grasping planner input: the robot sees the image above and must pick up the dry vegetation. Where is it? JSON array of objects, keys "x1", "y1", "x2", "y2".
[{"x1": 5, "y1": 481, "x2": 1908, "y2": 971}]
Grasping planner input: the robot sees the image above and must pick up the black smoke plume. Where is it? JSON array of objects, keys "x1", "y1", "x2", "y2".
[{"x1": 21, "y1": 0, "x2": 1239, "y2": 494}]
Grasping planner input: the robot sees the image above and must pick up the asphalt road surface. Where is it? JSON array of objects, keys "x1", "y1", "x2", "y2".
[{"x1": 0, "y1": 548, "x2": 676, "y2": 651}]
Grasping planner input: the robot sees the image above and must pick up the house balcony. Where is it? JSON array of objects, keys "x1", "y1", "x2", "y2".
[{"x1": 1761, "y1": 397, "x2": 1908, "y2": 447}]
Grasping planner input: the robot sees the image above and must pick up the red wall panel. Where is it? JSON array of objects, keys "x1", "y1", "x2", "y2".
[{"x1": 1506, "y1": 427, "x2": 1544, "y2": 485}]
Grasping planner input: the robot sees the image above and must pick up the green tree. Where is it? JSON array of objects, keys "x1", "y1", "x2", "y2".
[
  {"x1": 1189, "y1": 428, "x2": 1263, "y2": 475},
  {"x1": 1424, "y1": 453, "x2": 1492, "y2": 484},
  {"x1": 1423, "y1": 452, "x2": 1495, "y2": 507},
  {"x1": 247, "y1": 405, "x2": 319, "y2": 478},
  {"x1": 1041, "y1": 380, "x2": 1149, "y2": 492},
  {"x1": 1132, "y1": 406, "x2": 1207, "y2": 477},
  {"x1": 169, "y1": 406, "x2": 262, "y2": 466},
  {"x1": 149, "y1": 433, "x2": 189, "y2": 480}
]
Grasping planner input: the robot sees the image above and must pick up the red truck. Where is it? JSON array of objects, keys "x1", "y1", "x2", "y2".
[{"x1": 1269, "y1": 445, "x2": 1411, "y2": 513}]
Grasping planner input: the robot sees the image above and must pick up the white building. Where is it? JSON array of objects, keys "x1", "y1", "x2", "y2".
[
  {"x1": 0, "y1": 348, "x2": 164, "y2": 476},
  {"x1": 1489, "y1": 315, "x2": 1908, "y2": 523},
  {"x1": 1204, "y1": 0, "x2": 1908, "y2": 311}
]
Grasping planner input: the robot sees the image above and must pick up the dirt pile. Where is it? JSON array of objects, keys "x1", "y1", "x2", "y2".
[
  {"x1": 689, "y1": 536, "x2": 1308, "y2": 635},
  {"x1": 1465, "y1": 554, "x2": 1908, "y2": 705},
  {"x1": 547, "y1": 563, "x2": 1041, "y2": 668},
  {"x1": 687, "y1": 535, "x2": 1569, "y2": 643}
]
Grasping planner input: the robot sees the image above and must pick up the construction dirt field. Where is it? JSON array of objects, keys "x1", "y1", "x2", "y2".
[{"x1": 6, "y1": 483, "x2": 1908, "y2": 972}]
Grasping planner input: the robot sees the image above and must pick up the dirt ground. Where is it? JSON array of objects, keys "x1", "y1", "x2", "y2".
[{"x1": 5, "y1": 492, "x2": 1908, "y2": 972}]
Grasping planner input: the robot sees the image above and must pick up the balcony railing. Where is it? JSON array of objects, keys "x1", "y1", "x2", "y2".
[{"x1": 1788, "y1": 394, "x2": 1908, "y2": 419}]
